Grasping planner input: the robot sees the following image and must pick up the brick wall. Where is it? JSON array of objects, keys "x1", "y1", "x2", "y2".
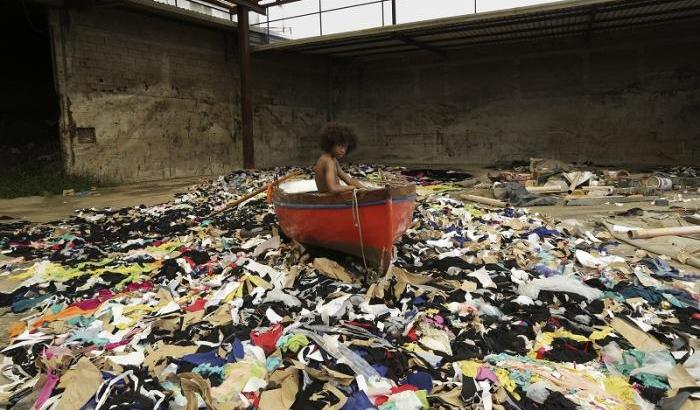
[{"x1": 49, "y1": 7, "x2": 241, "y2": 183}]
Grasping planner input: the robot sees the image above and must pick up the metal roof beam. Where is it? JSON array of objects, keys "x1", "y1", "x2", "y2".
[
  {"x1": 321, "y1": 4, "x2": 700, "y2": 57},
  {"x1": 255, "y1": 0, "x2": 692, "y2": 54},
  {"x1": 332, "y1": 10, "x2": 700, "y2": 59},
  {"x1": 393, "y1": 33, "x2": 446, "y2": 57},
  {"x1": 259, "y1": 0, "x2": 303, "y2": 6},
  {"x1": 228, "y1": 0, "x2": 266, "y2": 15}
]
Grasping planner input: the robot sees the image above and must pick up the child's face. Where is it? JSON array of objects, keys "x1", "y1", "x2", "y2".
[{"x1": 331, "y1": 144, "x2": 348, "y2": 159}]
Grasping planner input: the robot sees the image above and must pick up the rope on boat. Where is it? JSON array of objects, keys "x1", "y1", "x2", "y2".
[{"x1": 352, "y1": 189, "x2": 369, "y2": 272}]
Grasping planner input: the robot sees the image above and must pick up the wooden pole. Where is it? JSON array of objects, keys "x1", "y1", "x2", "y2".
[
  {"x1": 238, "y1": 6, "x2": 255, "y2": 169},
  {"x1": 209, "y1": 171, "x2": 302, "y2": 217},
  {"x1": 628, "y1": 225, "x2": 700, "y2": 240}
]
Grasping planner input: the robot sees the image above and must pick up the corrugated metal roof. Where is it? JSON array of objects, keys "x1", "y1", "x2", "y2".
[{"x1": 253, "y1": 0, "x2": 700, "y2": 58}]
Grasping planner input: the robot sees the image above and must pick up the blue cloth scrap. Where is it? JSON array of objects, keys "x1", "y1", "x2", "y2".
[
  {"x1": 407, "y1": 371, "x2": 433, "y2": 392},
  {"x1": 412, "y1": 296, "x2": 426, "y2": 306},
  {"x1": 372, "y1": 364, "x2": 388, "y2": 377},
  {"x1": 180, "y1": 349, "x2": 226, "y2": 367},
  {"x1": 533, "y1": 264, "x2": 559, "y2": 277},
  {"x1": 11, "y1": 294, "x2": 52, "y2": 313},
  {"x1": 342, "y1": 390, "x2": 374, "y2": 410},
  {"x1": 227, "y1": 337, "x2": 245, "y2": 362},
  {"x1": 619, "y1": 286, "x2": 662, "y2": 305},
  {"x1": 526, "y1": 227, "x2": 560, "y2": 238}
]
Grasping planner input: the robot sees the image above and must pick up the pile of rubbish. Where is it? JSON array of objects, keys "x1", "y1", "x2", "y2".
[
  {"x1": 0, "y1": 166, "x2": 698, "y2": 410},
  {"x1": 475, "y1": 159, "x2": 700, "y2": 208}
]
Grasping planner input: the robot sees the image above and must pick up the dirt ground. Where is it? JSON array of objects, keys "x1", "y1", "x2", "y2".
[
  {"x1": 1, "y1": 169, "x2": 697, "y2": 276},
  {"x1": 1, "y1": 168, "x2": 697, "y2": 224}
]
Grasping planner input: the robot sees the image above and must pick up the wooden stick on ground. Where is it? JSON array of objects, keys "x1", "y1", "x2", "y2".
[
  {"x1": 525, "y1": 186, "x2": 568, "y2": 194},
  {"x1": 209, "y1": 170, "x2": 302, "y2": 217},
  {"x1": 564, "y1": 195, "x2": 658, "y2": 206},
  {"x1": 459, "y1": 194, "x2": 509, "y2": 208}
]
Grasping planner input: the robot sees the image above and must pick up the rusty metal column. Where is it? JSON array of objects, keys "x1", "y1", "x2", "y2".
[{"x1": 238, "y1": 6, "x2": 255, "y2": 168}]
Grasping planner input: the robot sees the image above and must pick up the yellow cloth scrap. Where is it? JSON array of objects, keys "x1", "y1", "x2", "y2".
[
  {"x1": 603, "y1": 375, "x2": 637, "y2": 408},
  {"x1": 457, "y1": 361, "x2": 521, "y2": 401},
  {"x1": 11, "y1": 262, "x2": 82, "y2": 281},
  {"x1": 10, "y1": 261, "x2": 159, "y2": 285},
  {"x1": 495, "y1": 368, "x2": 521, "y2": 401},
  {"x1": 529, "y1": 327, "x2": 613, "y2": 359},
  {"x1": 114, "y1": 304, "x2": 158, "y2": 329},
  {"x1": 233, "y1": 275, "x2": 272, "y2": 298},
  {"x1": 458, "y1": 360, "x2": 480, "y2": 378},
  {"x1": 415, "y1": 185, "x2": 460, "y2": 196},
  {"x1": 146, "y1": 240, "x2": 183, "y2": 253}
]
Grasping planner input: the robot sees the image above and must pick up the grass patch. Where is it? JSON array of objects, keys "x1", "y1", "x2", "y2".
[
  {"x1": 0, "y1": 143, "x2": 109, "y2": 198},
  {"x1": 0, "y1": 160, "x2": 105, "y2": 198}
]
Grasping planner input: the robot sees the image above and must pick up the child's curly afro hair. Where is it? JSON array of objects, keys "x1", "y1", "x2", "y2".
[{"x1": 319, "y1": 123, "x2": 358, "y2": 154}]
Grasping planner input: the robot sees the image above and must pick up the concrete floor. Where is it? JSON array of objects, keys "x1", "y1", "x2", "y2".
[
  {"x1": 530, "y1": 199, "x2": 700, "y2": 219},
  {"x1": 0, "y1": 175, "x2": 212, "y2": 223}
]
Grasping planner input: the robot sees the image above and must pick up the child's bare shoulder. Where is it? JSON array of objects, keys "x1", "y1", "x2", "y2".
[{"x1": 317, "y1": 154, "x2": 333, "y2": 167}]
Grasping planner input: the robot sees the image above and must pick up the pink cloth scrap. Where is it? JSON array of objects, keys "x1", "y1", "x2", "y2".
[
  {"x1": 70, "y1": 298, "x2": 101, "y2": 310},
  {"x1": 105, "y1": 338, "x2": 131, "y2": 350},
  {"x1": 124, "y1": 281, "x2": 154, "y2": 293},
  {"x1": 476, "y1": 366, "x2": 499, "y2": 385},
  {"x1": 34, "y1": 373, "x2": 59, "y2": 410}
]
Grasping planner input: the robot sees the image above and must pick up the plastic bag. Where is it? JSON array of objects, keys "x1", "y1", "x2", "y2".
[
  {"x1": 518, "y1": 275, "x2": 603, "y2": 301},
  {"x1": 630, "y1": 351, "x2": 676, "y2": 378}
]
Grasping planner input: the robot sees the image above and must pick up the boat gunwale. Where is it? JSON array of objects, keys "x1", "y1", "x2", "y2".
[
  {"x1": 273, "y1": 194, "x2": 416, "y2": 209},
  {"x1": 272, "y1": 183, "x2": 416, "y2": 206}
]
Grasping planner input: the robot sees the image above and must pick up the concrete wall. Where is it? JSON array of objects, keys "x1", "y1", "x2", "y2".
[
  {"x1": 252, "y1": 52, "x2": 330, "y2": 168},
  {"x1": 49, "y1": 7, "x2": 241, "y2": 183},
  {"x1": 47, "y1": 7, "x2": 699, "y2": 181},
  {"x1": 330, "y1": 22, "x2": 700, "y2": 167}
]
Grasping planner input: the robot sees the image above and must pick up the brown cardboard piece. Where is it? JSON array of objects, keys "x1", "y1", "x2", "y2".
[
  {"x1": 667, "y1": 364, "x2": 698, "y2": 396},
  {"x1": 313, "y1": 258, "x2": 356, "y2": 284},
  {"x1": 610, "y1": 317, "x2": 667, "y2": 352},
  {"x1": 55, "y1": 357, "x2": 102, "y2": 410},
  {"x1": 392, "y1": 267, "x2": 433, "y2": 299},
  {"x1": 258, "y1": 366, "x2": 300, "y2": 410},
  {"x1": 292, "y1": 360, "x2": 354, "y2": 386},
  {"x1": 144, "y1": 342, "x2": 199, "y2": 373}
]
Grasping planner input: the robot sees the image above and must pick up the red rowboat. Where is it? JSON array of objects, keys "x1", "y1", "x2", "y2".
[{"x1": 272, "y1": 182, "x2": 416, "y2": 271}]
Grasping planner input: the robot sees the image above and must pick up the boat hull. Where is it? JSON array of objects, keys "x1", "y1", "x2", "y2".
[{"x1": 273, "y1": 185, "x2": 416, "y2": 271}]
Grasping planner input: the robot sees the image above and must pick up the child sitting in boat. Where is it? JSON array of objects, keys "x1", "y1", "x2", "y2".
[{"x1": 314, "y1": 123, "x2": 365, "y2": 193}]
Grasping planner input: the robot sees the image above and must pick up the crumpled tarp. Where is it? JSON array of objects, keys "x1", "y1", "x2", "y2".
[{"x1": 495, "y1": 182, "x2": 558, "y2": 206}]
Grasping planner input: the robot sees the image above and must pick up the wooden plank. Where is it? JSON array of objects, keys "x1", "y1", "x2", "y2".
[{"x1": 564, "y1": 195, "x2": 658, "y2": 206}]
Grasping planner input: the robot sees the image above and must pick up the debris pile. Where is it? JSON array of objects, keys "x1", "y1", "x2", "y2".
[
  {"x1": 0, "y1": 166, "x2": 698, "y2": 409},
  {"x1": 475, "y1": 159, "x2": 700, "y2": 208}
]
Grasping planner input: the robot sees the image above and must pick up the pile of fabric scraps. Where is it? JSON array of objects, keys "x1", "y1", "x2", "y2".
[
  {"x1": 363, "y1": 166, "x2": 472, "y2": 194},
  {"x1": 0, "y1": 165, "x2": 698, "y2": 410}
]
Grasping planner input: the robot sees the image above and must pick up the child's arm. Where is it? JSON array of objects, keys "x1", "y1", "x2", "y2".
[
  {"x1": 337, "y1": 162, "x2": 364, "y2": 189},
  {"x1": 323, "y1": 159, "x2": 355, "y2": 193}
]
